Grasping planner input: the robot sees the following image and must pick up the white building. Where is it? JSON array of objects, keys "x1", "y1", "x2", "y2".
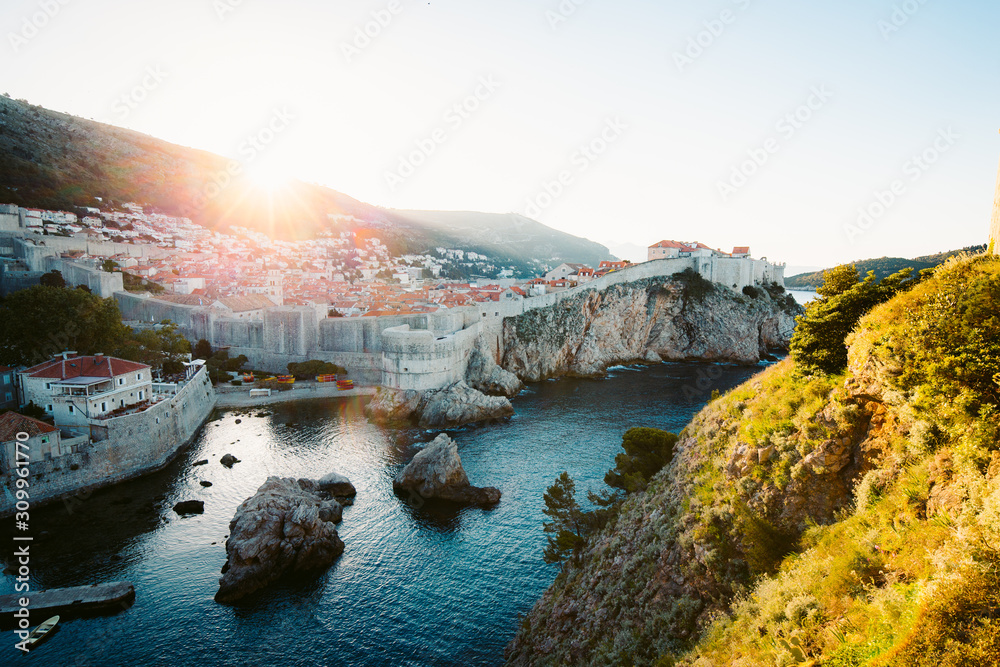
[
  {"x1": 19, "y1": 354, "x2": 153, "y2": 428},
  {"x1": 544, "y1": 263, "x2": 589, "y2": 281}
]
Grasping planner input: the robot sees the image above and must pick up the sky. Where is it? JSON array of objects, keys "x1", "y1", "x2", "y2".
[{"x1": 2, "y1": 0, "x2": 999, "y2": 269}]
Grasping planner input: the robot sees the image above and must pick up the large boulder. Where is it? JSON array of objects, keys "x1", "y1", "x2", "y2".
[
  {"x1": 366, "y1": 382, "x2": 514, "y2": 429},
  {"x1": 418, "y1": 382, "x2": 514, "y2": 429},
  {"x1": 317, "y1": 471, "x2": 357, "y2": 497},
  {"x1": 215, "y1": 476, "x2": 350, "y2": 604},
  {"x1": 393, "y1": 434, "x2": 501, "y2": 506},
  {"x1": 365, "y1": 387, "x2": 423, "y2": 424}
]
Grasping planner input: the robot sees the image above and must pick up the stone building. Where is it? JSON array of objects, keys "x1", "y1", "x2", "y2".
[
  {"x1": 19, "y1": 353, "x2": 153, "y2": 428},
  {"x1": 0, "y1": 411, "x2": 60, "y2": 473}
]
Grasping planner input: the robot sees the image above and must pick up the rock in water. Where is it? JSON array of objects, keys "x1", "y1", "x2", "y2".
[
  {"x1": 366, "y1": 382, "x2": 514, "y2": 429},
  {"x1": 393, "y1": 434, "x2": 501, "y2": 506},
  {"x1": 220, "y1": 453, "x2": 241, "y2": 468},
  {"x1": 174, "y1": 500, "x2": 205, "y2": 514},
  {"x1": 418, "y1": 382, "x2": 514, "y2": 428},
  {"x1": 215, "y1": 477, "x2": 347, "y2": 604},
  {"x1": 317, "y1": 472, "x2": 357, "y2": 497}
]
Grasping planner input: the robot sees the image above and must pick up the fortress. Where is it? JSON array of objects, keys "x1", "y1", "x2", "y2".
[{"x1": 115, "y1": 254, "x2": 786, "y2": 391}]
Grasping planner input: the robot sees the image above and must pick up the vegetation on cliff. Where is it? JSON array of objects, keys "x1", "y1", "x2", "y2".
[{"x1": 507, "y1": 252, "x2": 1000, "y2": 666}]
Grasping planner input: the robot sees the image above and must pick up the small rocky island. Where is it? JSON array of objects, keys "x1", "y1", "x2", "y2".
[
  {"x1": 393, "y1": 433, "x2": 501, "y2": 506},
  {"x1": 215, "y1": 474, "x2": 356, "y2": 604}
]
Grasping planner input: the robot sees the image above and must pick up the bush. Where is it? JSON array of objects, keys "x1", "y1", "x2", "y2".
[
  {"x1": 672, "y1": 268, "x2": 715, "y2": 303},
  {"x1": 287, "y1": 359, "x2": 347, "y2": 379},
  {"x1": 605, "y1": 428, "x2": 679, "y2": 494}
]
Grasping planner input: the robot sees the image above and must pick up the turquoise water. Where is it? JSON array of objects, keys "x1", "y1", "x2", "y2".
[{"x1": 1, "y1": 362, "x2": 765, "y2": 666}]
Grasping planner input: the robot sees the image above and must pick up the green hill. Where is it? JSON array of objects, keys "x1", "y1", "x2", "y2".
[
  {"x1": 785, "y1": 245, "x2": 986, "y2": 289},
  {"x1": 0, "y1": 95, "x2": 611, "y2": 270},
  {"x1": 508, "y1": 253, "x2": 1000, "y2": 666}
]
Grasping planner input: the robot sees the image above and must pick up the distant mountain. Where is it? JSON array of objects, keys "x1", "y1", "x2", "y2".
[
  {"x1": 784, "y1": 245, "x2": 987, "y2": 289},
  {"x1": 0, "y1": 96, "x2": 611, "y2": 270}
]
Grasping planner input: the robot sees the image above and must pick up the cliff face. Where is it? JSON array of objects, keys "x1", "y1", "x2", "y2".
[
  {"x1": 502, "y1": 276, "x2": 800, "y2": 382},
  {"x1": 507, "y1": 255, "x2": 1000, "y2": 667}
]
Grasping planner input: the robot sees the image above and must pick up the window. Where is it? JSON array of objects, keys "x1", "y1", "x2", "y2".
[
  {"x1": 118, "y1": 378, "x2": 125, "y2": 386},
  {"x1": 136, "y1": 373, "x2": 142, "y2": 381},
  {"x1": 68, "y1": 405, "x2": 75, "y2": 414},
  {"x1": 101, "y1": 402, "x2": 107, "y2": 412},
  {"x1": 46, "y1": 404, "x2": 53, "y2": 412},
  {"x1": 40, "y1": 436, "x2": 48, "y2": 444},
  {"x1": 4, "y1": 392, "x2": 10, "y2": 402},
  {"x1": 138, "y1": 391, "x2": 144, "y2": 401},
  {"x1": 46, "y1": 382, "x2": 52, "y2": 390}
]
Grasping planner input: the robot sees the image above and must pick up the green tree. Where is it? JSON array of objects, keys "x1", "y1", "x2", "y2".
[
  {"x1": 39, "y1": 269, "x2": 66, "y2": 288},
  {"x1": 101, "y1": 259, "x2": 119, "y2": 272},
  {"x1": 604, "y1": 427, "x2": 679, "y2": 494},
  {"x1": 542, "y1": 472, "x2": 588, "y2": 566},
  {"x1": 193, "y1": 338, "x2": 213, "y2": 360},
  {"x1": 114, "y1": 321, "x2": 192, "y2": 371},
  {"x1": 815, "y1": 263, "x2": 860, "y2": 298},
  {"x1": 791, "y1": 268, "x2": 916, "y2": 376},
  {"x1": 0, "y1": 285, "x2": 128, "y2": 366}
]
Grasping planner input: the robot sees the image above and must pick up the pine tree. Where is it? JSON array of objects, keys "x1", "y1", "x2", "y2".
[{"x1": 542, "y1": 472, "x2": 587, "y2": 566}]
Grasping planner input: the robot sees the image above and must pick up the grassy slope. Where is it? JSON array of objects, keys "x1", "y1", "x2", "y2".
[{"x1": 508, "y1": 253, "x2": 1000, "y2": 666}]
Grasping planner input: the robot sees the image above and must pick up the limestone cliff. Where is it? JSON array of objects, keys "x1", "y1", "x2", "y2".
[
  {"x1": 502, "y1": 274, "x2": 800, "y2": 382},
  {"x1": 506, "y1": 255, "x2": 1000, "y2": 667}
]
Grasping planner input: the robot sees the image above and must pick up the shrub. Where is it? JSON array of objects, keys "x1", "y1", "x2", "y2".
[{"x1": 605, "y1": 428, "x2": 679, "y2": 494}]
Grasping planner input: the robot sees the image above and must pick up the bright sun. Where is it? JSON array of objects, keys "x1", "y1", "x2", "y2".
[{"x1": 242, "y1": 159, "x2": 293, "y2": 193}]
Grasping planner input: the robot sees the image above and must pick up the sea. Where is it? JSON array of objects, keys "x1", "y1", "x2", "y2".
[{"x1": 1, "y1": 362, "x2": 770, "y2": 666}]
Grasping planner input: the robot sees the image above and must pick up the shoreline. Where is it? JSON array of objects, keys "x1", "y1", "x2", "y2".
[{"x1": 214, "y1": 383, "x2": 376, "y2": 408}]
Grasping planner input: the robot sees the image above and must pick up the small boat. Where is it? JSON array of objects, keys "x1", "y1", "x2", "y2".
[
  {"x1": 242, "y1": 373, "x2": 255, "y2": 382},
  {"x1": 276, "y1": 375, "x2": 296, "y2": 384},
  {"x1": 24, "y1": 615, "x2": 59, "y2": 650},
  {"x1": 316, "y1": 374, "x2": 337, "y2": 383},
  {"x1": 336, "y1": 379, "x2": 354, "y2": 390}
]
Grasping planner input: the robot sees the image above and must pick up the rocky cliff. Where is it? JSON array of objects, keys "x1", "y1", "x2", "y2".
[
  {"x1": 507, "y1": 255, "x2": 1000, "y2": 666},
  {"x1": 502, "y1": 274, "x2": 800, "y2": 381}
]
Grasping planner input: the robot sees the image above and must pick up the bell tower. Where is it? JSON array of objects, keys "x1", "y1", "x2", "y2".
[{"x1": 267, "y1": 269, "x2": 284, "y2": 306}]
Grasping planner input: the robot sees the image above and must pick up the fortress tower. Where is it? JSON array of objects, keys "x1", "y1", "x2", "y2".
[
  {"x1": 267, "y1": 269, "x2": 284, "y2": 306},
  {"x1": 991, "y1": 131, "x2": 1000, "y2": 253}
]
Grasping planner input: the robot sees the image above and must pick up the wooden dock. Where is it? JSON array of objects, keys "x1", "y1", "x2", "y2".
[{"x1": 0, "y1": 582, "x2": 134, "y2": 626}]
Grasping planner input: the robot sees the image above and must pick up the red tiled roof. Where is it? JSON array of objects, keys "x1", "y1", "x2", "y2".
[
  {"x1": 0, "y1": 412, "x2": 57, "y2": 441},
  {"x1": 23, "y1": 355, "x2": 150, "y2": 380},
  {"x1": 732, "y1": 246, "x2": 751, "y2": 254}
]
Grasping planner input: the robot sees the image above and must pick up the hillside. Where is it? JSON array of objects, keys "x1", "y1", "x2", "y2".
[
  {"x1": 0, "y1": 95, "x2": 611, "y2": 270},
  {"x1": 507, "y1": 252, "x2": 1000, "y2": 666},
  {"x1": 784, "y1": 245, "x2": 986, "y2": 289}
]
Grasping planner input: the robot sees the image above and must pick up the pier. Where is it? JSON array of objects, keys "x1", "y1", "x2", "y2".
[{"x1": 0, "y1": 581, "x2": 135, "y2": 626}]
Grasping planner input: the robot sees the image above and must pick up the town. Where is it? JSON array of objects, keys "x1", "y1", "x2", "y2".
[{"x1": 0, "y1": 201, "x2": 778, "y2": 316}]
